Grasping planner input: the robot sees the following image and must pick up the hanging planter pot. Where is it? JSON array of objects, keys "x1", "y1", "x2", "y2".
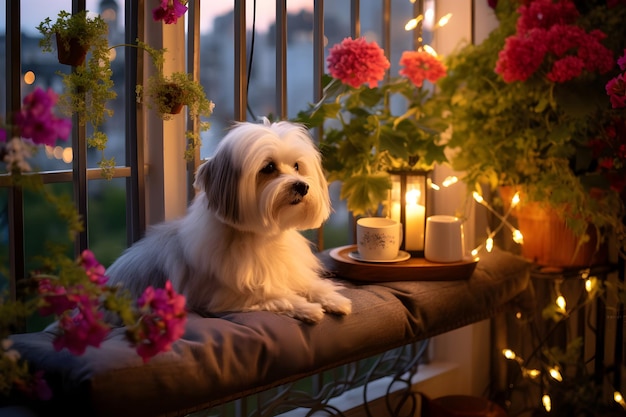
[
  {"x1": 55, "y1": 33, "x2": 88, "y2": 67},
  {"x1": 158, "y1": 82, "x2": 186, "y2": 115},
  {"x1": 499, "y1": 186, "x2": 607, "y2": 268}
]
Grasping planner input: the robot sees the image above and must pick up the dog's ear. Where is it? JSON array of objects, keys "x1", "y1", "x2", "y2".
[
  {"x1": 193, "y1": 159, "x2": 211, "y2": 192},
  {"x1": 197, "y1": 154, "x2": 241, "y2": 224}
]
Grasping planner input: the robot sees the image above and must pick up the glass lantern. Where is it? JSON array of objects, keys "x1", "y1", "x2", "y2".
[{"x1": 387, "y1": 170, "x2": 430, "y2": 257}]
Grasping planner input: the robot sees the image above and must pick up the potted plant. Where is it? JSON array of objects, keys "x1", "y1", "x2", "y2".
[
  {"x1": 136, "y1": 42, "x2": 214, "y2": 161},
  {"x1": 432, "y1": 0, "x2": 626, "y2": 267},
  {"x1": 38, "y1": 10, "x2": 117, "y2": 179},
  {"x1": 37, "y1": 10, "x2": 109, "y2": 67},
  {"x1": 294, "y1": 37, "x2": 449, "y2": 217}
]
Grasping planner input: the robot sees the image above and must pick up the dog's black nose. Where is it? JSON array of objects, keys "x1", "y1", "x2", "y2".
[{"x1": 293, "y1": 181, "x2": 309, "y2": 196}]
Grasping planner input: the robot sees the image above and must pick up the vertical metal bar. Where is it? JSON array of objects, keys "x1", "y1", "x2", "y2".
[
  {"x1": 72, "y1": 0, "x2": 88, "y2": 256},
  {"x1": 313, "y1": 0, "x2": 324, "y2": 105},
  {"x1": 413, "y1": 0, "x2": 423, "y2": 50},
  {"x1": 313, "y1": 0, "x2": 325, "y2": 250},
  {"x1": 275, "y1": 0, "x2": 287, "y2": 119},
  {"x1": 6, "y1": 0, "x2": 24, "y2": 302},
  {"x1": 383, "y1": 0, "x2": 391, "y2": 63},
  {"x1": 234, "y1": 0, "x2": 247, "y2": 121},
  {"x1": 126, "y1": 0, "x2": 146, "y2": 244},
  {"x1": 187, "y1": 0, "x2": 201, "y2": 201},
  {"x1": 351, "y1": 0, "x2": 360, "y2": 39}
]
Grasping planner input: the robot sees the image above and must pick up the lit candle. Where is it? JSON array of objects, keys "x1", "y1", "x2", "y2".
[{"x1": 391, "y1": 188, "x2": 425, "y2": 251}]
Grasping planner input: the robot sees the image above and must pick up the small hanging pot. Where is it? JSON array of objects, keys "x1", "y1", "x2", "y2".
[
  {"x1": 161, "y1": 83, "x2": 186, "y2": 115},
  {"x1": 55, "y1": 33, "x2": 88, "y2": 66}
]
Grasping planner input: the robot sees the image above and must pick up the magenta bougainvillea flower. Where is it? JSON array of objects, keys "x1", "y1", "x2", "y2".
[
  {"x1": 152, "y1": 0, "x2": 188, "y2": 25},
  {"x1": 38, "y1": 279, "x2": 78, "y2": 316},
  {"x1": 9, "y1": 87, "x2": 71, "y2": 146},
  {"x1": 495, "y1": 0, "x2": 613, "y2": 83},
  {"x1": 398, "y1": 50, "x2": 447, "y2": 88},
  {"x1": 53, "y1": 294, "x2": 111, "y2": 355},
  {"x1": 326, "y1": 37, "x2": 390, "y2": 88},
  {"x1": 79, "y1": 249, "x2": 108, "y2": 286},
  {"x1": 132, "y1": 280, "x2": 187, "y2": 363}
]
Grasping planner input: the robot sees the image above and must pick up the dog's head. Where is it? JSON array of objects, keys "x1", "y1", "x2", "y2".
[{"x1": 194, "y1": 119, "x2": 331, "y2": 234}]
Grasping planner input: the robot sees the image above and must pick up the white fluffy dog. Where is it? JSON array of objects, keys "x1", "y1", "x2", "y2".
[{"x1": 105, "y1": 119, "x2": 352, "y2": 323}]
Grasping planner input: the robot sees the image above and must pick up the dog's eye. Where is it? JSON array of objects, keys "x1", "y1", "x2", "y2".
[
  {"x1": 260, "y1": 162, "x2": 276, "y2": 174},
  {"x1": 294, "y1": 162, "x2": 299, "y2": 171}
]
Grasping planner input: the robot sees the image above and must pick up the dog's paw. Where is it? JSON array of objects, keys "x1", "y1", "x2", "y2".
[
  {"x1": 320, "y1": 292, "x2": 352, "y2": 316},
  {"x1": 292, "y1": 302, "x2": 325, "y2": 324}
]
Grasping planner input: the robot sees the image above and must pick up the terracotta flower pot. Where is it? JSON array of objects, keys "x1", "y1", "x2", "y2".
[
  {"x1": 499, "y1": 186, "x2": 607, "y2": 268},
  {"x1": 55, "y1": 33, "x2": 88, "y2": 66},
  {"x1": 161, "y1": 83, "x2": 185, "y2": 115}
]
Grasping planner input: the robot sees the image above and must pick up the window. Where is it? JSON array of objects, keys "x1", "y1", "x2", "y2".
[{"x1": 2, "y1": 0, "x2": 443, "y2": 328}]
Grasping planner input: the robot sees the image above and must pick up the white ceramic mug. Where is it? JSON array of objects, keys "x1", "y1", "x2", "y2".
[
  {"x1": 424, "y1": 215, "x2": 465, "y2": 263},
  {"x1": 356, "y1": 217, "x2": 403, "y2": 261}
]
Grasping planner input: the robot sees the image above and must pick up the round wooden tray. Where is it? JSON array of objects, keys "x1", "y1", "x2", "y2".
[{"x1": 328, "y1": 245, "x2": 479, "y2": 282}]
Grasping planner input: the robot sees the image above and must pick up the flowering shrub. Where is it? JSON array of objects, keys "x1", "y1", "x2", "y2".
[
  {"x1": 152, "y1": 0, "x2": 188, "y2": 24},
  {"x1": 434, "y1": 0, "x2": 626, "y2": 251},
  {"x1": 295, "y1": 37, "x2": 448, "y2": 216},
  {"x1": 1, "y1": 87, "x2": 187, "y2": 401}
]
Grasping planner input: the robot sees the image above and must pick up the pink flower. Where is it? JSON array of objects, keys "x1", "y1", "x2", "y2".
[
  {"x1": 152, "y1": 0, "x2": 188, "y2": 25},
  {"x1": 398, "y1": 50, "x2": 447, "y2": 88},
  {"x1": 53, "y1": 294, "x2": 111, "y2": 355},
  {"x1": 618, "y1": 49, "x2": 626, "y2": 71},
  {"x1": 326, "y1": 37, "x2": 390, "y2": 88},
  {"x1": 131, "y1": 281, "x2": 187, "y2": 363},
  {"x1": 13, "y1": 87, "x2": 71, "y2": 147},
  {"x1": 606, "y1": 73, "x2": 626, "y2": 109},
  {"x1": 38, "y1": 278, "x2": 77, "y2": 316},
  {"x1": 79, "y1": 249, "x2": 108, "y2": 286}
]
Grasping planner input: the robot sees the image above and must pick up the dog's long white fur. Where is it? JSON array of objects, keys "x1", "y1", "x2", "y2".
[{"x1": 105, "y1": 119, "x2": 351, "y2": 323}]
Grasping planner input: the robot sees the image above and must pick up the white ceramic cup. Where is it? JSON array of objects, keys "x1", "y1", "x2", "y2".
[
  {"x1": 424, "y1": 215, "x2": 465, "y2": 263},
  {"x1": 356, "y1": 217, "x2": 403, "y2": 261}
]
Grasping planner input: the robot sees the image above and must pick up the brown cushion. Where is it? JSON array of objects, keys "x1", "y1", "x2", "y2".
[{"x1": 10, "y1": 248, "x2": 530, "y2": 417}]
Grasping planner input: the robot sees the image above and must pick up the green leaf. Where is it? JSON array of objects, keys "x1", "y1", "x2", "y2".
[{"x1": 340, "y1": 172, "x2": 391, "y2": 216}]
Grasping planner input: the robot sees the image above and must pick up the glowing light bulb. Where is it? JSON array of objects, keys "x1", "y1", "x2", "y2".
[
  {"x1": 526, "y1": 369, "x2": 541, "y2": 378},
  {"x1": 502, "y1": 349, "x2": 516, "y2": 360},
  {"x1": 472, "y1": 192, "x2": 484, "y2": 204},
  {"x1": 485, "y1": 237, "x2": 494, "y2": 252},
  {"x1": 556, "y1": 295, "x2": 566, "y2": 312},
  {"x1": 615, "y1": 391, "x2": 626, "y2": 408},
  {"x1": 515, "y1": 311, "x2": 522, "y2": 319},
  {"x1": 441, "y1": 176, "x2": 458, "y2": 187},
  {"x1": 435, "y1": 13, "x2": 452, "y2": 28},
  {"x1": 405, "y1": 14, "x2": 424, "y2": 31},
  {"x1": 512, "y1": 229, "x2": 523, "y2": 244},
  {"x1": 585, "y1": 279, "x2": 593, "y2": 293},
  {"x1": 543, "y1": 394, "x2": 552, "y2": 412},
  {"x1": 511, "y1": 192, "x2": 520, "y2": 207},
  {"x1": 422, "y1": 44, "x2": 438, "y2": 56},
  {"x1": 549, "y1": 367, "x2": 563, "y2": 382},
  {"x1": 471, "y1": 248, "x2": 479, "y2": 257},
  {"x1": 430, "y1": 183, "x2": 441, "y2": 191}
]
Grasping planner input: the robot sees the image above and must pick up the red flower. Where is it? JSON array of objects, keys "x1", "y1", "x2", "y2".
[
  {"x1": 496, "y1": 0, "x2": 613, "y2": 84},
  {"x1": 398, "y1": 50, "x2": 447, "y2": 88},
  {"x1": 516, "y1": 0, "x2": 579, "y2": 33},
  {"x1": 495, "y1": 30, "x2": 548, "y2": 82},
  {"x1": 606, "y1": 74, "x2": 626, "y2": 108},
  {"x1": 152, "y1": 0, "x2": 188, "y2": 25},
  {"x1": 326, "y1": 37, "x2": 390, "y2": 88},
  {"x1": 12, "y1": 87, "x2": 71, "y2": 146}
]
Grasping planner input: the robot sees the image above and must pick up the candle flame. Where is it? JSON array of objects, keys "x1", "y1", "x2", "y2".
[{"x1": 406, "y1": 189, "x2": 421, "y2": 205}]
